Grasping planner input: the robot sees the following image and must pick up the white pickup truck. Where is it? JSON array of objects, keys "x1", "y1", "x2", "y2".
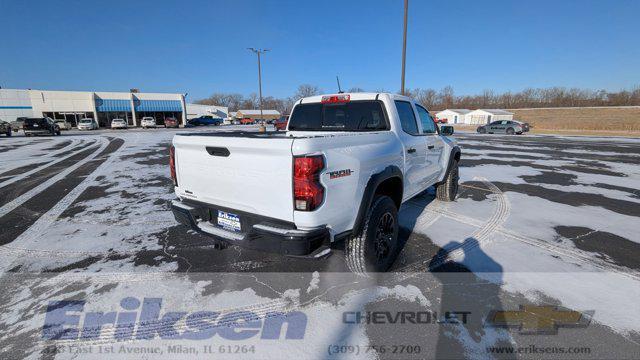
[{"x1": 170, "y1": 93, "x2": 461, "y2": 271}]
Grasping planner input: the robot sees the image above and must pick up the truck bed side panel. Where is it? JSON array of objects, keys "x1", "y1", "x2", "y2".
[{"x1": 291, "y1": 132, "x2": 403, "y2": 235}]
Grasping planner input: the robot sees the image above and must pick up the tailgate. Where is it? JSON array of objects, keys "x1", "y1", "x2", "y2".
[
  {"x1": 173, "y1": 134, "x2": 295, "y2": 222},
  {"x1": 24, "y1": 119, "x2": 46, "y2": 130}
]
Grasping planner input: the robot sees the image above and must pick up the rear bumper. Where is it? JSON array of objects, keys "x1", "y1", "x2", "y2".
[
  {"x1": 171, "y1": 199, "x2": 330, "y2": 257},
  {"x1": 24, "y1": 129, "x2": 52, "y2": 135}
]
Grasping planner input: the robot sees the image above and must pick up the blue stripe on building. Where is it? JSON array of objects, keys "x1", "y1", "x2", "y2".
[
  {"x1": 135, "y1": 100, "x2": 182, "y2": 112},
  {"x1": 0, "y1": 106, "x2": 32, "y2": 109},
  {"x1": 95, "y1": 99, "x2": 131, "y2": 112},
  {"x1": 94, "y1": 99, "x2": 182, "y2": 112}
]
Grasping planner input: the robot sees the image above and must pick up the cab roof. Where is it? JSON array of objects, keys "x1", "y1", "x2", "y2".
[{"x1": 298, "y1": 92, "x2": 413, "y2": 104}]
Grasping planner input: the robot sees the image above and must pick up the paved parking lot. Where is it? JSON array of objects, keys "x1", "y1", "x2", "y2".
[{"x1": 0, "y1": 127, "x2": 638, "y2": 358}]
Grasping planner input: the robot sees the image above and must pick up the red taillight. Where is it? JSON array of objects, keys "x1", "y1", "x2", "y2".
[
  {"x1": 169, "y1": 145, "x2": 178, "y2": 186},
  {"x1": 294, "y1": 156, "x2": 324, "y2": 211},
  {"x1": 321, "y1": 94, "x2": 350, "y2": 104}
]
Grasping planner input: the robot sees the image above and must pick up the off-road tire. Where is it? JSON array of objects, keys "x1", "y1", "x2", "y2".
[
  {"x1": 436, "y1": 160, "x2": 459, "y2": 202},
  {"x1": 345, "y1": 195, "x2": 400, "y2": 273}
]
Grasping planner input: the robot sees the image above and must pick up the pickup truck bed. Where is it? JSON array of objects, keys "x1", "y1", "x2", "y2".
[{"x1": 176, "y1": 131, "x2": 289, "y2": 138}]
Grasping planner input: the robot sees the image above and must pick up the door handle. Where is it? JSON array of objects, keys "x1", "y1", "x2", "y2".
[
  {"x1": 206, "y1": 146, "x2": 230, "y2": 157},
  {"x1": 407, "y1": 148, "x2": 416, "y2": 154},
  {"x1": 428, "y1": 145, "x2": 435, "y2": 150}
]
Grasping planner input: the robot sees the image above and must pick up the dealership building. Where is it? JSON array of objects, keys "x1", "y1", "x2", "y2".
[{"x1": 0, "y1": 88, "x2": 193, "y2": 127}]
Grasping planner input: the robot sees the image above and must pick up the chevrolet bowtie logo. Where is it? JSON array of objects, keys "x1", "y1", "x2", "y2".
[{"x1": 486, "y1": 305, "x2": 593, "y2": 334}]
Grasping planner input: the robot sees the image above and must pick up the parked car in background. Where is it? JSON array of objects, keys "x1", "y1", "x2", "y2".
[
  {"x1": 111, "y1": 118, "x2": 128, "y2": 129},
  {"x1": 186, "y1": 117, "x2": 222, "y2": 127},
  {"x1": 55, "y1": 119, "x2": 72, "y2": 130},
  {"x1": 274, "y1": 115, "x2": 289, "y2": 131},
  {"x1": 78, "y1": 118, "x2": 99, "y2": 130},
  {"x1": 517, "y1": 120, "x2": 530, "y2": 132},
  {"x1": 24, "y1": 117, "x2": 61, "y2": 136},
  {"x1": 0, "y1": 119, "x2": 12, "y2": 137},
  {"x1": 165, "y1": 117, "x2": 179, "y2": 128},
  {"x1": 435, "y1": 117, "x2": 448, "y2": 124},
  {"x1": 11, "y1": 117, "x2": 26, "y2": 132},
  {"x1": 141, "y1": 117, "x2": 157, "y2": 129},
  {"x1": 477, "y1": 120, "x2": 529, "y2": 135},
  {"x1": 240, "y1": 118, "x2": 254, "y2": 125}
]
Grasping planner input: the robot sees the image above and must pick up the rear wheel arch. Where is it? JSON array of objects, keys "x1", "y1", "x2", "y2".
[
  {"x1": 352, "y1": 166, "x2": 403, "y2": 236},
  {"x1": 374, "y1": 177, "x2": 403, "y2": 210}
]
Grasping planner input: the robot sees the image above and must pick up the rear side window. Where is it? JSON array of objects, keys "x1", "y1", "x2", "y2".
[
  {"x1": 288, "y1": 101, "x2": 388, "y2": 131},
  {"x1": 395, "y1": 101, "x2": 419, "y2": 135}
]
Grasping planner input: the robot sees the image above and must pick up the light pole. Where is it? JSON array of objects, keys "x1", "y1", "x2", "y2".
[
  {"x1": 401, "y1": 0, "x2": 408, "y2": 95},
  {"x1": 248, "y1": 48, "x2": 269, "y2": 132}
]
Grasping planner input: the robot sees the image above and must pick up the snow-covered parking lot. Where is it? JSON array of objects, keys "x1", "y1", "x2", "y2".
[{"x1": 0, "y1": 127, "x2": 639, "y2": 359}]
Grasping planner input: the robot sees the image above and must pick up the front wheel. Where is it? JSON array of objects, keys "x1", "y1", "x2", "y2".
[
  {"x1": 345, "y1": 196, "x2": 400, "y2": 273},
  {"x1": 506, "y1": 127, "x2": 515, "y2": 135},
  {"x1": 478, "y1": 127, "x2": 486, "y2": 134},
  {"x1": 436, "y1": 160, "x2": 459, "y2": 202}
]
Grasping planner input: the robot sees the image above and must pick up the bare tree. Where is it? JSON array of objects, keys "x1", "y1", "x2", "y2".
[
  {"x1": 439, "y1": 86, "x2": 455, "y2": 109},
  {"x1": 195, "y1": 84, "x2": 640, "y2": 114},
  {"x1": 239, "y1": 93, "x2": 259, "y2": 109},
  {"x1": 196, "y1": 93, "x2": 244, "y2": 111},
  {"x1": 293, "y1": 84, "x2": 320, "y2": 100}
]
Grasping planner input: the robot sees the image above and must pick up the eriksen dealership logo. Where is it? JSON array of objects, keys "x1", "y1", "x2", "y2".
[{"x1": 42, "y1": 297, "x2": 307, "y2": 341}]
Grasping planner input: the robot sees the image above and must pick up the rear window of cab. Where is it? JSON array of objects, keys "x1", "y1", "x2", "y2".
[{"x1": 288, "y1": 101, "x2": 389, "y2": 131}]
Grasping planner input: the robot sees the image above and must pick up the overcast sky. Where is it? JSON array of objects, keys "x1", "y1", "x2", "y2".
[{"x1": 1, "y1": 0, "x2": 638, "y2": 100}]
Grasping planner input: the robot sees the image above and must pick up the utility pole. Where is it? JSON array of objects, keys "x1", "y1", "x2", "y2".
[
  {"x1": 248, "y1": 48, "x2": 269, "y2": 132},
  {"x1": 401, "y1": 0, "x2": 409, "y2": 95}
]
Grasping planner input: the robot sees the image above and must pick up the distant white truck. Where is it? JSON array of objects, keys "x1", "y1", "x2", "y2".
[{"x1": 170, "y1": 93, "x2": 461, "y2": 271}]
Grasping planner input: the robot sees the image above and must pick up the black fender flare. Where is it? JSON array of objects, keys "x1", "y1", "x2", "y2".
[
  {"x1": 437, "y1": 146, "x2": 461, "y2": 185},
  {"x1": 350, "y1": 165, "x2": 403, "y2": 237}
]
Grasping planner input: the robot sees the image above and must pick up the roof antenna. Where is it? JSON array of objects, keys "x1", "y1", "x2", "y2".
[{"x1": 336, "y1": 76, "x2": 344, "y2": 94}]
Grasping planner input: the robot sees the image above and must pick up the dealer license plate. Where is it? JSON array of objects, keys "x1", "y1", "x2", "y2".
[{"x1": 217, "y1": 210, "x2": 241, "y2": 232}]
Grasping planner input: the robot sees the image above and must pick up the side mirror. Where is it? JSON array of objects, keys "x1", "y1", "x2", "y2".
[{"x1": 441, "y1": 125, "x2": 454, "y2": 136}]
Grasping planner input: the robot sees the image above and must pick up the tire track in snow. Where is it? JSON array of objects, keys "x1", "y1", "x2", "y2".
[
  {"x1": 0, "y1": 138, "x2": 117, "y2": 247},
  {"x1": 397, "y1": 182, "x2": 640, "y2": 280},
  {"x1": 5, "y1": 138, "x2": 127, "y2": 249},
  {"x1": 0, "y1": 139, "x2": 95, "y2": 189},
  {"x1": 0, "y1": 138, "x2": 107, "y2": 218},
  {"x1": 0, "y1": 141, "x2": 103, "y2": 209},
  {"x1": 395, "y1": 177, "x2": 510, "y2": 275}
]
